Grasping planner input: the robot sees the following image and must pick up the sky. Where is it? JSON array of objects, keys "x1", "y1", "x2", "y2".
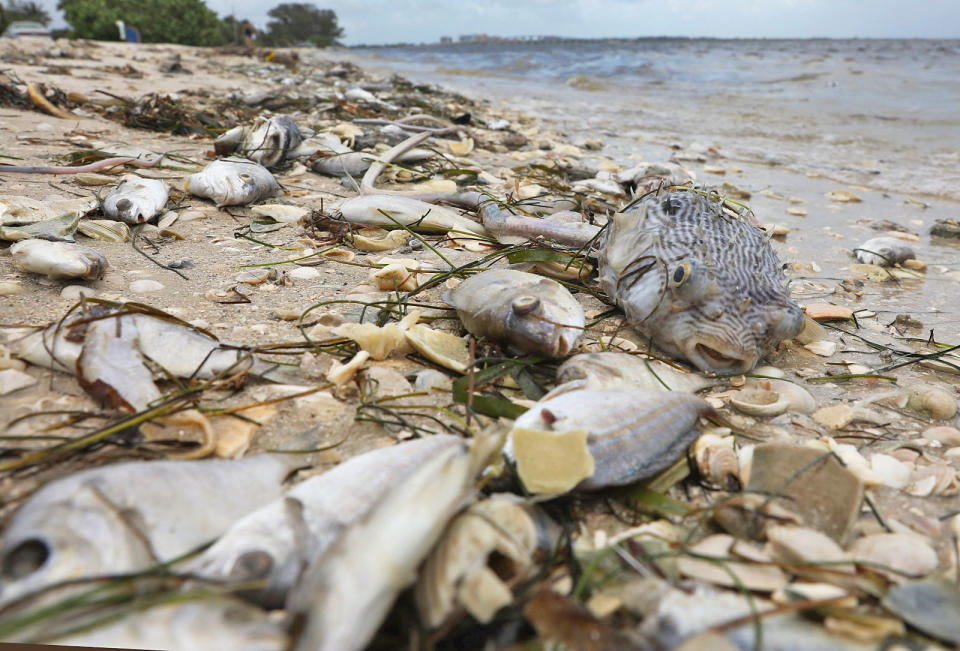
[{"x1": 37, "y1": 0, "x2": 960, "y2": 45}]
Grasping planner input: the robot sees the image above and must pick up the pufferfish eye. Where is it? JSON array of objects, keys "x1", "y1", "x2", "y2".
[{"x1": 671, "y1": 261, "x2": 693, "y2": 287}]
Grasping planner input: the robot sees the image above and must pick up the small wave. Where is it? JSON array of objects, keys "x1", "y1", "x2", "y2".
[
  {"x1": 502, "y1": 55, "x2": 541, "y2": 72},
  {"x1": 758, "y1": 72, "x2": 828, "y2": 84},
  {"x1": 566, "y1": 74, "x2": 606, "y2": 91},
  {"x1": 433, "y1": 66, "x2": 487, "y2": 77}
]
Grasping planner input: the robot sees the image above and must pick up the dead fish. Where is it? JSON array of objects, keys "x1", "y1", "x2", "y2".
[
  {"x1": 287, "y1": 435, "x2": 499, "y2": 651},
  {"x1": 308, "y1": 133, "x2": 432, "y2": 178},
  {"x1": 102, "y1": 174, "x2": 169, "y2": 224},
  {"x1": 188, "y1": 436, "x2": 462, "y2": 607},
  {"x1": 53, "y1": 598, "x2": 287, "y2": 650},
  {"x1": 0, "y1": 211, "x2": 80, "y2": 241},
  {"x1": 10, "y1": 305, "x2": 287, "y2": 405},
  {"x1": 415, "y1": 494, "x2": 559, "y2": 628},
  {"x1": 443, "y1": 269, "x2": 585, "y2": 357},
  {"x1": 10, "y1": 239, "x2": 107, "y2": 280},
  {"x1": 505, "y1": 388, "x2": 712, "y2": 492},
  {"x1": 0, "y1": 453, "x2": 300, "y2": 605},
  {"x1": 853, "y1": 236, "x2": 916, "y2": 266},
  {"x1": 214, "y1": 115, "x2": 303, "y2": 169},
  {"x1": 552, "y1": 352, "x2": 716, "y2": 395},
  {"x1": 598, "y1": 190, "x2": 803, "y2": 374},
  {"x1": 186, "y1": 157, "x2": 280, "y2": 207},
  {"x1": 337, "y1": 194, "x2": 486, "y2": 236}
]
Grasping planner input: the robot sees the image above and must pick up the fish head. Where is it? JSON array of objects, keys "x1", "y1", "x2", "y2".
[
  {"x1": 0, "y1": 486, "x2": 152, "y2": 605},
  {"x1": 503, "y1": 286, "x2": 583, "y2": 357}
]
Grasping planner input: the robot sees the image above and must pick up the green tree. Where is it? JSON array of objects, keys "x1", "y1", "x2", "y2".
[
  {"x1": 1, "y1": 0, "x2": 52, "y2": 32},
  {"x1": 262, "y1": 3, "x2": 342, "y2": 47},
  {"x1": 57, "y1": 0, "x2": 227, "y2": 45}
]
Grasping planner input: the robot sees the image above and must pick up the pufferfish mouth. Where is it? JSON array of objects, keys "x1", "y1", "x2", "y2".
[{"x1": 687, "y1": 340, "x2": 755, "y2": 375}]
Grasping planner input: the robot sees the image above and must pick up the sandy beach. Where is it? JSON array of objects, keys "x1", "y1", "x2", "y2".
[{"x1": 1, "y1": 35, "x2": 959, "y2": 649}]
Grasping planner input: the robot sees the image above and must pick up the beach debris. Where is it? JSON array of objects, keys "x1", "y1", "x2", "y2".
[
  {"x1": 0, "y1": 211, "x2": 80, "y2": 241},
  {"x1": 930, "y1": 218, "x2": 960, "y2": 239},
  {"x1": 745, "y1": 443, "x2": 863, "y2": 543},
  {"x1": 826, "y1": 189, "x2": 862, "y2": 203},
  {"x1": 189, "y1": 436, "x2": 461, "y2": 607},
  {"x1": 743, "y1": 377, "x2": 816, "y2": 413},
  {"x1": 505, "y1": 388, "x2": 711, "y2": 493},
  {"x1": 882, "y1": 577, "x2": 960, "y2": 645},
  {"x1": 523, "y1": 590, "x2": 640, "y2": 650},
  {"x1": 0, "y1": 452, "x2": 301, "y2": 605},
  {"x1": 286, "y1": 434, "x2": 499, "y2": 651},
  {"x1": 326, "y1": 310, "x2": 420, "y2": 360},
  {"x1": 77, "y1": 219, "x2": 131, "y2": 242},
  {"x1": 10, "y1": 239, "x2": 107, "y2": 280},
  {"x1": 415, "y1": 495, "x2": 559, "y2": 628},
  {"x1": 848, "y1": 533, "x2": 938, "y2": 581},
  {"x1": 214, "y1": 115, "x2": 303, "y2": 169},
  {"x1": 326, "y1": 350, "x2": 370, "y2": 386},
  {"x1": 103, "y1": 175, "x2": 169, "y2": 224},
  {"x1": 853, "y1": 236, "x2": 916, "y2": 266},
  {"x1": 693, "y1": 433, "x2": 739, "y2": 489},
  {"x1": 186, "y1": 157, "x2": 280, "y2": 206},
  {"x1": 370, "y1": 256, "x2": 421, "y2": 291},
  {"x1": 905, "y1": 385, "x2": 957, "y2": 420},
  {"x1": 403, "y1": 324, "x2": 471, "y2": 373},
  {"x1": 729, "y1": 388, "x2": 792, "y2": 416},
  {"x1": 597, "y1": 190, "x2": 803, "y2": 374},
  {"x1": 443, "y1": 269, "x2": 585, "y2": 357},
  {"x1": 337, "y1": 194, "x2": 486, "y2": 236},
  {"x1": 345, "y1": 227, "x2": 408, "y2": 252},
  {"x1": 676, "y1": 534, "x2": 788, "y2": 591},
  {"x1": 803, "y1": 303, "x2": 853, "y2": 321},
  {"x1": 250, "y1": 203, "x2": 309, "y2": 223},
  {"x1": 552, "y1": 352, "x2": 715, "y2": 395}
]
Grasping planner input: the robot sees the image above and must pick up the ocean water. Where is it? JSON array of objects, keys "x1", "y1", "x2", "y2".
[{"x1": 348, "y1": 38, "x2": 960, "y2": 201}]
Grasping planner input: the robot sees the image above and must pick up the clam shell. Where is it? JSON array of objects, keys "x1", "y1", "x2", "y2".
[
  {"x1": 77, "y1": 219, "x2": 131, "y2": 243},
  {"x1": 506, "y1": 388, "x2": 712, "y2": 493},
  {"x1": 10, "y1": 239, "x2": 107, "y2": 280},
  {"x1": 676, "y1": 534, "x2": 788, "y2": 592},
  {"x1": 883, "y1": 577, "x2": 960, "y2": 645},
  {"x1": 404, "y1": 324, "x2": 470, "y2": 373},
  {"x1": 849, "y1": 533, "x2": 937, "y2": 581},
  {"x1": 729, "y1": 388, "x2": 791, "y2": 417}
]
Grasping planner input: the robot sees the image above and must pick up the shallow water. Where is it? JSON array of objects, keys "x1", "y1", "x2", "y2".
[{"x1": 325, "y1": 39, "x2": 960, "y2": 348}]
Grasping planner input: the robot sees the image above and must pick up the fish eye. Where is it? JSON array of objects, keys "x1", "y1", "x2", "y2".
[
  {"x1": 116, "y1": 198, "x2": 133, "y2": 213},
  {"x1": 230, "y1": 550, "x2": 274, "y2": 580},
  {"x1": 511, "y1": 295, "x2": 540, "y2": 316},
  {"x1": 672, "y1": 261, "x2": 693, "y2": 287},
  {"x1": 239, "y1": 173, "x2": 253, "y2": 181},
  {"x1": 2, "y1": 539, "x2": 50, "y2": 579}
]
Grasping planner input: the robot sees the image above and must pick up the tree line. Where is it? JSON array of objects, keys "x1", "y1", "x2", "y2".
[{"x1": 0, "y1": 0, "x2": 343, "y2": 47}]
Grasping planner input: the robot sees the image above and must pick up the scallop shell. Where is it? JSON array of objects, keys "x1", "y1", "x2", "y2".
[
  {"x1": 729, "y1": 388, "x2": 791, "y2": 417},
  {"x1": 404, "y1": 324, "x2": 471, "y2": 373},
  {"x1": 77, "y1": 219, "x2": 131, "y2": 243},
  {"x1": 10, "y1": 239, "x2": 107, "y2": 280}
]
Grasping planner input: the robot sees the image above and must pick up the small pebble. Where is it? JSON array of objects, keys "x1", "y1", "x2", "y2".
[
  {"x1": 129, "y1": 279, "x2": 164, "y2": 294},
  {"x1": 803, "y1": 303, "x2": 853, "y2": 321},
  {"x1": 288, "y1": 266, "x2": 321, "y2": 280},
  {"x1": 0, "y1": 280, "x2": 24, "y2": 296},
  {"x1": 804, "y1": 340, "x2": 838, "y2": 356},
  {"x1": 786, "y1": 207, "x2": 807, "y2": 217}
]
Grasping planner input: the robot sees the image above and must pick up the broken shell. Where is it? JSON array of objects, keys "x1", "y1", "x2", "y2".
[
  {"x1": 11, "y1": 239, "x2": 107, "y2": 280},
  {"x1": 205, "y1": 285, "x2": 251, "y2": 304},
  {"x1": 729, "y1": 388, "x2": 791, "y2": 417},
  {"x1": 77, "y1": 219, "x2": 131, "y2": 243},
  {"x1": 904, "y1": 464, "x2": 958, "y2": 497},
  {"x1": 744, "y1": 378, "x2": 816, "y2": 413},
  {"x1": 347, "y1": 228, "x2": 408, "y2": 252},
  {"x1": 250, "y1": 203, "x2": 309, "y2": 223},
  {"x1": 371, "y1": 257, "x2": 420, "y2": 292},
  {"x1": 921, "y1": 426, "x2": 960, "y2": 446},
  {"x1": 906, "y1": 386, "x2": 957, "y2": 420},
  {"x1": 326, "y1": 350, "x2": 371, "y2": 386},
  {"x1": 848, "y1": 533, "x2": 937, "y2": 581},
  {"x1": 320, "y1": 248, "x2": 355, "y2": 263},
  {"x1": 235, "y1": 268, "x2": 278, "y2": 285},
  {"x1": 415, "y1": 495, "x2": 558, "y2": 628},
  {"x1": 404, "y1": 324, "x2": 470, "y2": 373},
  {"x1": 803, "y1": 340, "x2": 838, "y2": 357},
  {"x1": 826, "y1": 189, "x2": 862, "y2": 203},
  {"x1": 331, "y1": 311, "x2": 419, "y2": 361},
  {"x1": 765, "y1": 526, "x2": 854, "y2": 582},
  {"x1": 506, "y1": 388, "x2": 712, "y2": 493},
  {"x1": 676, "y1": 534, "x2": 788, "y2": 592},
  {"x1": 802, "y1": 304, "x2": 853, "y2": 321},
  {"x1": 694, "y1": 434, "x2": 739, "y2": 490}
]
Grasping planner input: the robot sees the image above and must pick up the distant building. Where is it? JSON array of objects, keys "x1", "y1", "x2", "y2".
[{"x1": 439, "y1": 36, "x2": 452, "y2": 44}]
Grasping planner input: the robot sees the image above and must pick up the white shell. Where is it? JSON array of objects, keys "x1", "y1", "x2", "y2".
[{"x1": 729, "y1": 388, "x2": 791, "y2": 417}]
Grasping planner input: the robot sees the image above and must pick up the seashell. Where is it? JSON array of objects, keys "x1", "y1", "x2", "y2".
[
  {"x1": 554, "y1": 352, "x2": 715, "y2": 395},
  {"x1": 74, "y1": 172, "x2": 117, "y2": 186},
  {"x1": 337, "y1": 195, "x2": 486, "y2": 236},
  {"x1": 676, "y1": 534, "x2": 788, "y2": 592},
  {"x1": 868, "y1": 453, "x2": 911, "y2": 489},
  {"x1": 786, "y1": 206, "x2": 807, "y2": 216},
  {"x1": 803, "y1": 340, "x2": 837, "y2": 357},
  {"x1": 729, "y1": 388, "x2": 791, "y2": 417},
  {"x1": 250, "y1": 203, "x2": 309, "y2": 223},
  {"x1": 404, "y1": 324, "x2": 471, "y2": 373},
  {"x1": 529, "y1": 258, "x2": 594, "y2": 281},
  {"x1": 765, "y1": 526, "x2": 855, "y2": 582},
  {"x1": 320, "y1": 248, "x2": 355, "y2": 263},
  {"x1": 772, "y1": 582, "x2": 855, "y2": 608},
  {"x1": 235, "y1": 268, "x2": 278, "y2": 285},
  {"x1": 904, "y1": 464, "x2": 958, "y2": 497},
  {"x1": 826, "y1": 189, "x2": 862, "y2": 203},
  {"x1": 694, "y1": 434, "x2": 739, "y2": 489},
  {"x1": 906, "y1": 385, "x2": 957, "y2": 420},
  {"x1": 11, "y1": 239, "x2": 107, "y2": 280},
  {"x1": 505, "y1": 388, "x2": 712, "y2": 493},
  {"x1": 746, "y1": 443, "x2": 862, "y2": 543},
  {"x1": 802, "y1": 304, "x2": 853, "y2": 321},
  {"x1": 415, "y1": 495, "x2": 558, "y2": 628},
  {"x1": 103, "y1": 175, "x2": 169, "y2": 224},
  {"x1": 77, "y1": 218, "x2": 131, "y2": 242},
  {"x1": 370, "y1": 257, "x2": 420, "y2": 292},
  {"x1": 326, "y1": 350, "x2": 370, "y2": 386},
  {"x1": 441, "y1": 137, "x2": 474, "y2": 156},
  {"x1": 883, "y1": 577, "x2": 960, "y2": 645},
  {"x1": 331, "y1": 311, "x2": 420, "y2": 361},
  {"x1": 0, "y1": 210, "x2": 80, "y2": 241},
  {"x1": 347, "y1": 227, "x2": 408, "y2": 252},
  {"x1": 848, "y1": 533, "x2": 937, "y2": 581},
  {"x1": 793, "y1": 314, "x2": 826, "y2": 344},
  {"x1": 744, "y1": 377, "x2": 815, "y2": 413},
  {"x1": 921, "y1": 426, "x2": 960, "y2": 446},
  {"x1": 854, "y1": 236, "x2": 915, "y2": 266},
  {"x1": 205, "y1": 285, "x2": 251, "y2": 304},
  {"x1": 444, "y1": 269, "x2": 585, "y2": 357},
  {"x1": 1, "y1": 195, "x2": 96, "y2": 226},
  {"x1": 823, "y1": 613, "x2": 905, "y2": 644},
  {"x1": 827, "y1": 441, "x2": 884, "y2": 487}
]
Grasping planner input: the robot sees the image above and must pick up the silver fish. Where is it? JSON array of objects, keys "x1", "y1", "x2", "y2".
[
  {"x1": 186, "y1": 157, "x2": 280, "y2": 207},
  {"x1": 0, "y1": 453, "x2": 298, "y2": 605},
  {"x1": 506, "y1": 388, "x2": 712, "y2": 491},
  {"x1": 286, "y1": 435, "x2": 498, "y2": 651},
  {"x1": 552, "y1": 352, "x2": 716, "y2": 395},
  {"x1": 10, "y1": 239, "x2": 107, "y2": 280},
  {"x1": 854, "y1": 236, "x2": 916, "y2": 266},
  {"x1": 337, "y1": 194, "x2": 487, "y2": 236},
  {"x1": 188, "y1": 436, "x2": 462, "y2": 607},
  {"x1": 102, "y1": 174, "x2": 169, "y2": 224},
  {"x1": 598, "y1": 190, "x2": 803, "y2": 374},
  {"x1": 308, "y1": 133, "x2": 432, "y2": 178},
  {"x1": 214, "y1": 115, "x2": 303, "y2": 169},
  {"x1": 443, "y1": 269, "x2": 585, "y2": 357}
]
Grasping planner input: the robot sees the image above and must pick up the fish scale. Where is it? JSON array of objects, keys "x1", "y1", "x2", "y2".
[{"x1": 598, "y1": 189, "x2": 802, "y2": 374}]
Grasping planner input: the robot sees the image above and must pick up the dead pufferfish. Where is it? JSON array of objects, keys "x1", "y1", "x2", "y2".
[{"x1": 598, "y1": 190, "x2": 803, "y2": 374}]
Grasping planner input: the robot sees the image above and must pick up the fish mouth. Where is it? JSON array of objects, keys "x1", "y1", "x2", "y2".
[{"x1": 687, "y1": 341, "x2": 754, "y2": 374}]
